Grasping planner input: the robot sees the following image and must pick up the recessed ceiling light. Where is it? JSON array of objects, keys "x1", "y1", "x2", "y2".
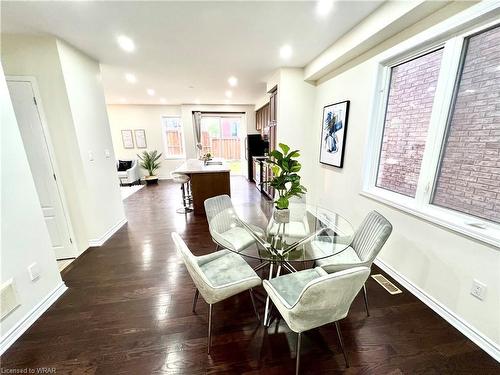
[
  {"x1": 117, "y1": 35, "x2": 135, "y2": 52},
  {"x1": 194, "y1": 99, "x2": 200, "y2": 105},
  {"x1": 280, "y1": 44, "x2": 292, "y2": 59},
  {"x1": 160, "y1": 97, "x2": 167, "y2": 104},
  {"x1": 228, "y1": 76, "x2": 238, "y2": 87},
  {"x1": 316, "y1": 0, "x2": 334, "y2": 17},
  {"x1": 225, "y1": 90, "x2": 233, "y2": 98},
  {"x1": 125, "y1": 73, "x2": 137, "y2": 83},
  {"x1": 147, "y1": 89, "x2": 155, "y2": 96},
  {"x1": 119, "y1": 98, "x2": 127, "y2": 104}
]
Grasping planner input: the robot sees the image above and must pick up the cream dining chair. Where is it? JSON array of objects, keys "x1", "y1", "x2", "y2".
[
  {"x1": 204, "y1": 195, "x2": 264, "y2": 252},
  {"x1": 171, "y1": 232, "x2": 261, "y2": 354},
  {"x1": 315, "y1": 210, "x2": 392, "y2": 316},
  {"x1": 263, "y1": 266, "x2": 370, "y2": 374}
]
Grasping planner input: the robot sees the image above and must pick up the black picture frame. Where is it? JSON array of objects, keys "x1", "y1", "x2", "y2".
[{"x1": 319, "y1": 100, "x2": 350, "y2": 168}]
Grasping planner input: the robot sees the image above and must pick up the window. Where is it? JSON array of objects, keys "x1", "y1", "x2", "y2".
[
  {"x1": 432, "y1": 26, "x2": 500, "y2": 224},
  {"x1": 365, "y1": 20, "x2": 500, "y2": 246},
  {"x1": 376, "y1": 49, "x2": 444, "y2": 197},
  {"x1": 161, "y1": 117, "x2": 184, "y2": 158},
  {"x1": 200, "y1": 115, "x2": 242, "y2": 160}
]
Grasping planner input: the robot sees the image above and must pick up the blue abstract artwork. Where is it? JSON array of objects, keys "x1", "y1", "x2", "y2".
[{"x1": 319, "y1": 100, "x2": 349, "y2": 168}]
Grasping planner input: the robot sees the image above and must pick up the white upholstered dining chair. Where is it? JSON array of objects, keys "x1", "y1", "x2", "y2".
[
  {"x1": 204, "y1": 195, "x2": 264, "y2": 252},
  {"x1": 171, "y1": 232, "x2": 261, "y2": 354},
  {"x1": 263, "y1": 266, "x2": 370, "y2": 374},
  {"x1": 315, "y1": 210, "x2": 392, "y2": 316}
]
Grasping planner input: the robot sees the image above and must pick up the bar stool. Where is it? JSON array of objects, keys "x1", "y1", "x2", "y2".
[{"x1": 171, "y1": 172, "x2": 193, "y2": 214}]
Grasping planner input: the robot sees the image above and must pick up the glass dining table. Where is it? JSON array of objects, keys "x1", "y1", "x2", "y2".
[{"x1": 211, "y1": 201, "x2": 355, "y2": 326}]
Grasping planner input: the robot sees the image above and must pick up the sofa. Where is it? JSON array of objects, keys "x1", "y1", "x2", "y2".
[{"x1": 117, "y1": 160, "x2": 140, "y2": 186}]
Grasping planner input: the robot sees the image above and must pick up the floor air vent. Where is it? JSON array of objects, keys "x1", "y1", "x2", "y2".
[{"x1": 371, "y1": 274, "x2": 402, "y2": 295}]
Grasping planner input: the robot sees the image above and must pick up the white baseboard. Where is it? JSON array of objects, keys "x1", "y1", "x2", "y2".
[
  {"x1": 374, "y1": 258, "x2": 500, "y2": 362},
  {"x1": 0, "y1": 282, "x2": 67, "y2": 355},
  {"x1": 88, "y1": 216, "x2": 127, "y2": 247}
]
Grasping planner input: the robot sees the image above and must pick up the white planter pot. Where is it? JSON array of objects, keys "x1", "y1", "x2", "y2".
[{"x1": 273, "y1": 208, "x2": 290, "y2": 224}]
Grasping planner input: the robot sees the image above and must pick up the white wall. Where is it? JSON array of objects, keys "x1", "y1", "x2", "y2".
[
  {"x1": 107, "y1": 103, "x2": 257, "y2": 178},
  {"x1": 308, "y1": 58, "x2": 500, "y2": 349},
  {"x1": 57, "y1": 40, "x2": 125, "y2": 242},
  {"x1": 107, "y1": 104, "x2": 183, "y2": 179},
  {"x1": 0, "y1": 65, "x2": 64, "y2": 344},
  {"x1": 1, "y1": 34, "x2": 88, "y2": 253},
  {"x1": 274, "y1": 68, "x2": 316, "y2": 186},
  {"x1": 1, "y1": 34, "x2": 125, "y2": 250},
  {"x1": 282, "y1": 3, "x2": 500, "y2": 352}
]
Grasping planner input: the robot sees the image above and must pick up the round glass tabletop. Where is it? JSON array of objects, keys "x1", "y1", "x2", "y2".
[{"x1": 210, "y1": 201, "x2": 355, "y2": 263}]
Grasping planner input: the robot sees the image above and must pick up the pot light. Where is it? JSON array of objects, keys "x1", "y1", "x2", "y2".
[
  {"x1": 117, "y1": 35, "x2": 135, "y2": 52},
  {"x1": 280, "y1": 44, "x2": 292, "y2": 59},
  {"x1": 160, "y1": 97, "x2": 167, "y2": 104},
  {"x1": 228, "y1": 76, "x2": 238, "y2": 87},
  {"x1": 194, "y1": 99, "x2": 200, "y2": 105},
  {"x1": 119, "y1": 98, "x2": 127, "y2": 104},
  {"x1": 225, "y1": 90, "x2": 233, "y2": 98},
  {"x1": 125, "y1": 73, "x2": 137, "y2": 83},
  {"x1": 147, "y1": 89, "x2": 155, "y2": 96},
  {"x1": 316, "y1": 0, "x2": 334, "y2": 17}
]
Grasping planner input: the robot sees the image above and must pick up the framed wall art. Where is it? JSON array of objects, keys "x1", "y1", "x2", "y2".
[
  {"x1": 319, "y1": 100, "x2": 350, "y2": 168},
  {"x1": 134, "y1": 129, "x2": 147, "y2": 149},
  {"x1": 121, "y1": 129, "x2": 134, "y2": 149}
]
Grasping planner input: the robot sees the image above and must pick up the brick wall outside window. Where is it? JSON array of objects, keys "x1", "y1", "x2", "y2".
[
  {"x1": 432, "y1": 26, "x2": 500, "y2": 224},
  {"x1": 376, "y1": 49, "x2": 444, "y2": 197}
]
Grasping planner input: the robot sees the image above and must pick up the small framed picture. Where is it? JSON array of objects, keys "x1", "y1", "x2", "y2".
[
  {"x1": 121, "y1": 129, "x2": 134, "y2": 149},
  {"x1": 319, "y1": 100, "x2": 350, "y2": 168},
  {"x1": 134, "y1": 129, "x2": 147, "y2": 149}
]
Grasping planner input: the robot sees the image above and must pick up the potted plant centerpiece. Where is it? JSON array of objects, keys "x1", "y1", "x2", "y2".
[
  {"x1": 265, "y1": 143, "x2": 307, "y2": 223},
  {"x1": 138, "y1": 150, "x2": 162, "y2": 186}
]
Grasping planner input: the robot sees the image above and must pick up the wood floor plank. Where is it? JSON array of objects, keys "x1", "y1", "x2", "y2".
[{"x1": 1, "y1": 177, "x2": 498, "y2": 374}]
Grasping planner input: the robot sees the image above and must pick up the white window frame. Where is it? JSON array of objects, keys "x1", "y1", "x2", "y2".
[
  {"x1": 161, "y1": 116, "x2": 185, "y2": 160},
  {"x1": 362, "y1": 3, "x2": 500, "y2": 248}
]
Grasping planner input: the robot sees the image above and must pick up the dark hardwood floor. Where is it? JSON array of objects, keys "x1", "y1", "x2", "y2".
[{"x1": 2, "y1": 176, "x2": 498, "y2": 374}]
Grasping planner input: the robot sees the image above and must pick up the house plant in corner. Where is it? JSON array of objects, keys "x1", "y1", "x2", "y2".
[
  {"x1": 138, "y1": 150, "x2": 162, "y2": 186},
  {"x1": 265, "y1": 143, "x2": 307, "y2": 223}
]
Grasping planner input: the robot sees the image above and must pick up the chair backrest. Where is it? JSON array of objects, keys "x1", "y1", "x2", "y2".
[
  {"x1": 351, "y1": 211, "x2": 392, "y2": 263},
  {"x1": 290, "y1": 266, "x2": 370, "y2": 331},
  {"x1": 171, "y1": 232, "x2": 211, "y2": 293},
  {"x1": 204, "y1": 195, "x2": 239, "y2": 235}
]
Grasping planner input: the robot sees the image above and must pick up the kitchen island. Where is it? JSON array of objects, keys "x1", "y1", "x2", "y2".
[{"x1": 174, "y1": 159, "x2": 231, "y2": 215}]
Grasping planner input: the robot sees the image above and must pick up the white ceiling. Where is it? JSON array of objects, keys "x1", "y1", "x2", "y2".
[{"x1": 1, "y1": 1, "x2": 382, "y2": 105}]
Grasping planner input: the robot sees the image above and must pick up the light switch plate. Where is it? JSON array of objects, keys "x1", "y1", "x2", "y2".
[
  {"x1": 28, "y1": 263, "x2": 41, "y2": 281},
  {"x1": 471, "y1": 279, "x2": 486, "y2": 300}
]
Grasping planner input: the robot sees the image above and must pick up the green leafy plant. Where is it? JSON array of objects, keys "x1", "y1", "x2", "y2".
[
  {"x1": 265, "y1": 143, "x2": 307, "y2": 210},
  {"x1": 137, "y1": 150, "x2": 162, "y2": 176}
]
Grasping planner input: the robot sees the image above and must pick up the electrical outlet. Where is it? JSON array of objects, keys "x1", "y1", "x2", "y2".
[
  {"x1": 28, "y1": 263, "x2": 40, "y2": 281},
  {"x1": 104, "y1": 149, "x2": 111, "y2": 159},
  {"x1": 470, "y1": 279, "x2": 486, "y2": 300}
]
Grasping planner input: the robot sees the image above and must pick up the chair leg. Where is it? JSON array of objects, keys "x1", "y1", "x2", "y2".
[
  {"x1": 335, "y1": 321, "x2": 349, "y2": 368},
  {"x1": 214, "y1": 243, "x2": 220, "y2": 251},
  {"x1": 362, "y1": 283, "x2": 370, "y2": 317},
  {"x1": 249, "y1": 288, "x2": 260, "y2": 322},
  {"x1": 207, "y1": 304, "x2": 213, "y2": 355},
  {"x1": 192, "y1": 289, "x2": 199, "y2": 313},
  {"x1": 296, "y1": 332, "x2": 302, "y2": 375}
]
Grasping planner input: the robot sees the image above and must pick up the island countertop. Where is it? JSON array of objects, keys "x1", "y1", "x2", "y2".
[{"x1": 174, "y1": 158, "x2": 230, "y2": 174}]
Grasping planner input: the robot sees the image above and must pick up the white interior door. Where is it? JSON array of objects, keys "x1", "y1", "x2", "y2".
[{"x1": 7, "y1": 80, "x2": 75, "y2": 260}]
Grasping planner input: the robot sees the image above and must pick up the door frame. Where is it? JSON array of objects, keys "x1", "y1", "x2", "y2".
[{"x1": 7, "y1": 75, "x2": 78, "y2": 259}]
